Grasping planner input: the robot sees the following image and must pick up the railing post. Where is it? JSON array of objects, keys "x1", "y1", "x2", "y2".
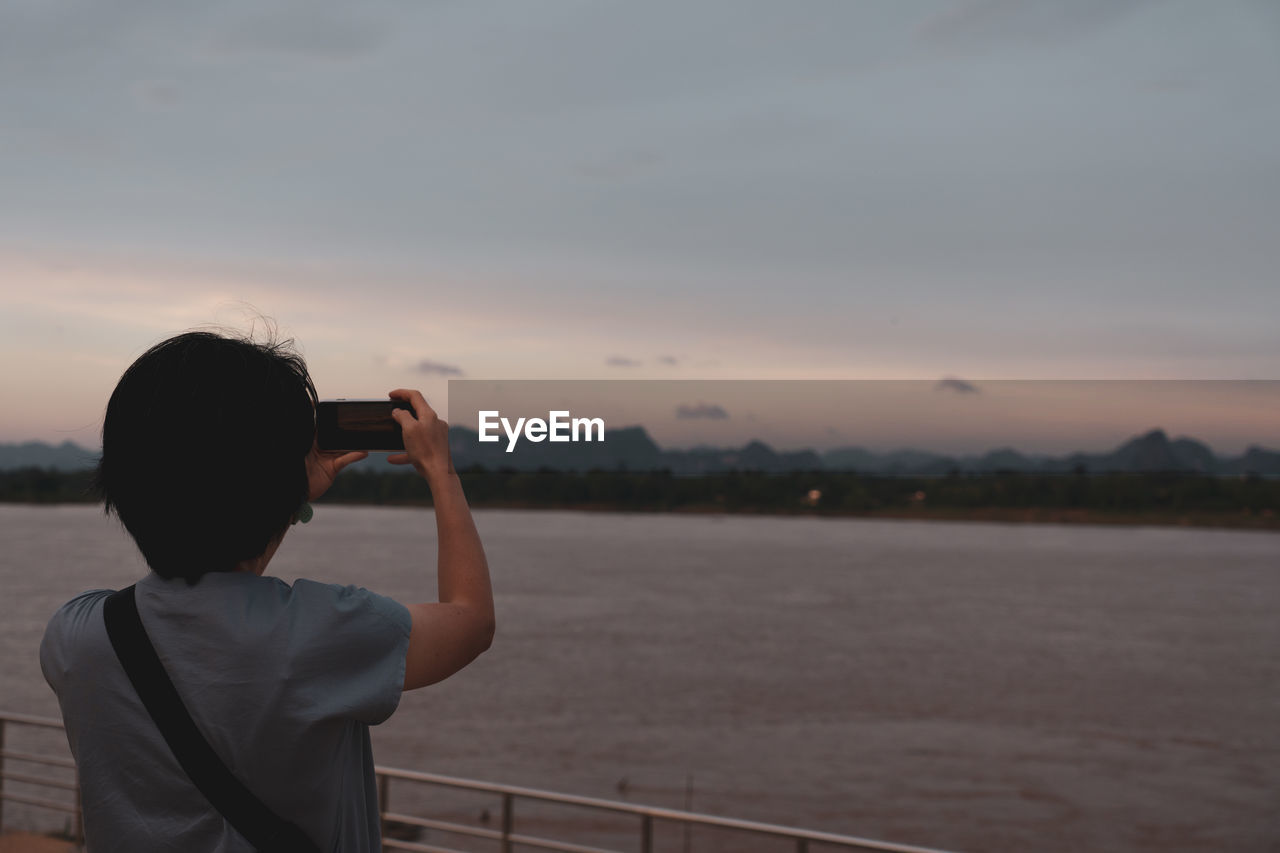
[
  {"x1": 501, "y1": 792, "x2": 514, "y2": 853},
  {"x1": 0, "y1": 716, "x2": 7, "y2": 833},
  {"x1": 640, "y1": 813, "x2": 653, "y2": 853},
  {"x1": 378, "y1": 772, "x2": 390, "y2": 839},
  {"x1": 73, "y1": 769, "x2": 83, "y2": 844},
  {"x1": 796, "y1": 837, "x2": 809, "y2": 853}
]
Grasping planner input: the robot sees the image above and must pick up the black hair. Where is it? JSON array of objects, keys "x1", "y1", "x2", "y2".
[{"x1": 95, "y1": 330, "x2": 318, "y2": 583}]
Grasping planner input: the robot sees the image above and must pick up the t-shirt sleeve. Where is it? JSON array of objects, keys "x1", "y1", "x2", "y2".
[
  {"x1": 40, "y1": 589, "x2": 112, "y2": 695},
  {"x1": 284, "y1": 580, "x2": 412, "y2": 725}
]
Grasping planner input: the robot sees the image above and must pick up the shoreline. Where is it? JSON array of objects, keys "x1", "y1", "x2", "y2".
[
  {"x1": 5, "y1": 468, "x2": 1276, "y2": 533},
  {"x1": 3, "y1": 498, "x2": 1277, "y2": 532},
  {"x1": 331, "y1": 500, "x2": 1280, "y2": 531}
]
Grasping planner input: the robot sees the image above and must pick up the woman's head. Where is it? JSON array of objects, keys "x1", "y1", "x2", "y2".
[{"x1": 96, "y1": 330, "x2": 318, "y2": 583}]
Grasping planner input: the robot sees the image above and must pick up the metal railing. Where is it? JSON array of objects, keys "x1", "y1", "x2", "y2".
[
  {"x1": 0, "y1": 711, "x2": 82, "y2": 844},
  {"x1": 2, "y1": 711, "x2": 957, "y2": 853},
  {"x1": 373, "y1": 767, "x2": 957, "y2": 853}
]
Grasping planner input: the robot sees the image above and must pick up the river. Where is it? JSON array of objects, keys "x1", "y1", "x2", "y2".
[{"x1": 1, "y1": 505, "x2": 1277, "y2": 852}]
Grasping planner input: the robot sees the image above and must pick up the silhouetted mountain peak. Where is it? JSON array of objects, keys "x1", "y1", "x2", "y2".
[
  {"x1": 977, "y1": 448, "x2": 1033, "y2": 471},
  {"x1": 1170, "y1": 437, "x2": 1215, "y2": 473},
  {"x1": 1236, "y1": 445, "x2": 1280, "y2": 477},
  {"x1": 1111, "y1": 428, "x2": 1181, "y2": 472},
  {"x1": 605, "y1": 425, "x2": 662, "y2": 455},
  {"x1": 0, "y1": 441, "x2": 98, "y2": 471},
  {"x1": 740, "y1": 440, "x2": 775, "y2": 456}
]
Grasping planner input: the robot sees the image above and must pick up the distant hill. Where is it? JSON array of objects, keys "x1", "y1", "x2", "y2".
[
  {"x1": 823, "y1": 429, "x2": 1280, "y2": 479},
  {"x1": 438, "y1": 425, "x2": 1280, "y2": 478},
  {"x1": 0, "y1": 441, "x2": 97, "y2": 471},
  {"x1": 3, "y1": 428, "x2": 1278, "y2": 477}
]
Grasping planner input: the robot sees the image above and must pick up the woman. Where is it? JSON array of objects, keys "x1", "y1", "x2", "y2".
[{"x1": 40, "y1": 330, "x2": 494, "y2": 851}]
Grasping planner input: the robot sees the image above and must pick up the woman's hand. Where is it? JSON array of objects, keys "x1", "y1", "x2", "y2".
[
  {"x1": 306, "y1": 443, "x2": 369, "y2": 501},
  {"x1": 386, "y1": 389, "x2": 454, "y2": 481},
  {"x1": 387, "y1": 388, "x2": 493, "y2": 691}
]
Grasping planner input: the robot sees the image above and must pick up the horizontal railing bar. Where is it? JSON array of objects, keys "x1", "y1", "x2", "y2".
[
  {"x1": 383, "y1": 810, "x2": 623, "y2": 853},
  {"x1": 381, "y1": 832, "x2": 620, "y2": 853},
  {"x1": 505, "y1": 830, "x2": 623, "y2": 853},
  {"x1": 0, "y1": 712, "x2": 66, "y2": 729},
  {"x1": 0, "y1": 750, "x2": 77, "y2": 770},
  {"x1": 374, "y1": 767, "x2": 953, "y2": 853},
  {"x1": 0, "y1": 770, "x2": 79, "y2": 791},
  {"x1": 381, "y1": 839, "x2": 472, "y2": 853},
  {"x1": 609, "y1": 808, "x2": 948, "y2": 853},
  {"x1": 382, "y1": 810, "x2": 502, "y2": 841},
  {"x1": 0, "y1": 791, "x2": 79, "y2": 814}
]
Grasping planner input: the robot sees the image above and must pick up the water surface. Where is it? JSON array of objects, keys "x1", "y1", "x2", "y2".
[{"x1": 2, "y1": 505, "x2": 1277, "y2": 851}]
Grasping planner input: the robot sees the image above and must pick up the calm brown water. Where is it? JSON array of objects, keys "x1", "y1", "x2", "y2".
[{"x1": 2, "y1": 504, "x2": 1278, "y2": 852}]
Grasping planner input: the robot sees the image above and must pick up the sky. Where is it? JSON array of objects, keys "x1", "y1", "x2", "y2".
[{"x1": 2, "y1": 0, "x2": 1278, "y2": 451}]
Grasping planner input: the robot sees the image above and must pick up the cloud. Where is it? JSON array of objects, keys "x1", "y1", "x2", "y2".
[
  {"x1": 416, "y1": 359, "x2": 463, "y2": 376},
  {"x1": 606, "y1": 356, "x2": 641, "y2": 368},
  {"x1": 676, "y1": 402, "x2": 729, "y2": 420},
  {"x1": 918, "y1": 0, "x2": 1155, "y2": 52},
  {"x1": 211, "y1": 9, "x2": 388, "y2": 61},
  {"x1": 132, "y1": 80, "x2": 181, "y2": 107},
  {"x1": 1143, "y1": 76, "x2": 1196, "y2": 94},
  {"x1": 657, "y1": 355, "x2": 679, "y2": 366},
  {"x1": 576, "y1": 149, "x2": 663, "y2": 181},
  {"x1": 936, "y1": 378, "x2": 980, "y2": 394}
]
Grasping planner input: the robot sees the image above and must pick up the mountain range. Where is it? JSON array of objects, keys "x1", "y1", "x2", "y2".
[
  {"x1": 7, "y1": 428, "x2": 1275, "y2": 477},
  {"x1": 0, "y1": 441, "x2": 98, "y2": 471}
]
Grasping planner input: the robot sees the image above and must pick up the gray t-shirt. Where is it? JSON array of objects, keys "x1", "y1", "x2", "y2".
[{"x1": 40, "y1": 570, "x2": 412, "y2": 852}]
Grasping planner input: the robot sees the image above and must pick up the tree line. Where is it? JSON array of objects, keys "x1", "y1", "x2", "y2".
[{"x1": 4, "y1": 467, "x2": 1274, "y2": 528}]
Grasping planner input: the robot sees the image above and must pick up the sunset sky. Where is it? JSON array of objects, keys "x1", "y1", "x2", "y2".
[{"x1": 2, "y1": 1, "x2": 1278, "y2": 451}]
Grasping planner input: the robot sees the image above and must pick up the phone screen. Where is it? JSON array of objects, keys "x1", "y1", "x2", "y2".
[{"x1": 316, "y1": 400, "x2": 412, "y2": 451}]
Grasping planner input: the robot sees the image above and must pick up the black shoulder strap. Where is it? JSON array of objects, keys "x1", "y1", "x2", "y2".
[{"x1": 103, "y1": 585, "x2": 321, "y2": 853}]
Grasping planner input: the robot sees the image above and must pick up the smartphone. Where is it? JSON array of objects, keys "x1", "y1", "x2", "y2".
[{"x1": 316, "y1": 399, "x2": 413, "y2": 451}]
